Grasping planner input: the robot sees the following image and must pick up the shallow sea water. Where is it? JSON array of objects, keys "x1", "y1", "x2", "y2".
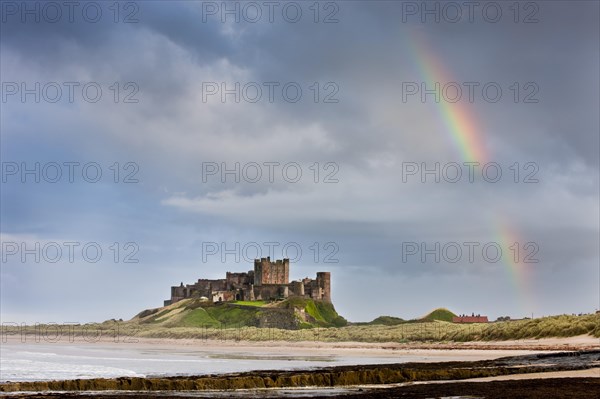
[{"x1": 0, "y1": 342, "x2": 414, "y2": 382}]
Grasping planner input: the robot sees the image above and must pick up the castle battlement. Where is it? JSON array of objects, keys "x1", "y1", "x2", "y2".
[{"x1": 164, "y1": 259, "x2": 330, "y2": 306}]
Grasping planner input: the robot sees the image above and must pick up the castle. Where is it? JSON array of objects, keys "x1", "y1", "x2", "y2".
[{"x1": 164, "y1": 257, "x2": 331, "y2": 306}]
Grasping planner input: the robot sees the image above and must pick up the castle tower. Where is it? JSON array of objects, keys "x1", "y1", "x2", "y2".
[
  {"x1": 316, "y1": 272, "x2": 331, "y2": 303},
  {"x1": 254, "y1": 257, "x2": 289, "y2": 285}
]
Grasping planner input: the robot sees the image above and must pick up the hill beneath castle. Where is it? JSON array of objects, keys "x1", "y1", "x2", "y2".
[{"x1": 130, "y1": 298, "x2": 347, "y2": 330}]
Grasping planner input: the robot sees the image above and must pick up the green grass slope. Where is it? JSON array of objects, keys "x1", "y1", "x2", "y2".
[
  {"x1": 233, "y1": 300, "x2": 268, "y2": 307},
  {"x1": 275, "y1": 297, "x2": 348, "y2": 328},
  {"x1": 131, "y1": 298, "x2": 347, "y2": 330},
  {"x1": 179, "y1": 308, "x2": 220, "y2": 328}
]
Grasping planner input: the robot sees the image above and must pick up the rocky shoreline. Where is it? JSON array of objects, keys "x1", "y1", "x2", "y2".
[{"x1": 1, "y1": 350, "x2": 598, "y2": 397}]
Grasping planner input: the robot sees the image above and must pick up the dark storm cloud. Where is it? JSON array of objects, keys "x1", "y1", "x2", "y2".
[
  {"x1": 1, "y1": 1, "x2": 598, "y2": 322},
  {"x1": 0, "y1": 1, "x2": 232, "y2": 61}
]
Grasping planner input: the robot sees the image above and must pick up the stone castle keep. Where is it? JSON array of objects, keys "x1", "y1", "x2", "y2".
[{"x1": 165, "y1": 257, "x2": 331, "y2": 306}]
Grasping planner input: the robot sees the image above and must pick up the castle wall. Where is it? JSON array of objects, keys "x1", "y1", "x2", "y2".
[
  {"x1": 211, "y1": 290, "x2": 236, "y2": 302},
  {"x1": 289, "y1": 280, "x2": 304, "y2": 296},
  {"x1": 252, "y1": 284, "x2": 289, "y2": 301},
  {"x1": 171, "y1": 284, "x2": 186, "y2": 299},
  {"x1": 309, "y1": 280, "x2": 322, "y2": 302},
  {"x1": 241, "y1": 287, "x2": 255, "y2": 301},
  {"x1": 188, "y1": 279, "x2": 227, "y2": 297},
  {"x1": 226, "y1": 271, "x2": 254, "y2": 288},
  {"x1": 169, "y1": 284, "x2": 188, "y2": 304},
  {"x1": 299, "y1": 272, "x2": 331, "y2": 303}
]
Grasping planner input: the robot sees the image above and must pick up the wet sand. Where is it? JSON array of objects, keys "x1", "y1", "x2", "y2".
[{"x1": 2, "y1": 379, "x2": 600, "y2": 399}]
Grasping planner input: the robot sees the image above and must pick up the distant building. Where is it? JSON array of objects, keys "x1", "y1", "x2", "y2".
[
  {"x1": 164, "y1": 257, "x2": 331, "y2": 306},
  {"x1": 453, "y1": 313, "x2": 489, "y2": 323}
]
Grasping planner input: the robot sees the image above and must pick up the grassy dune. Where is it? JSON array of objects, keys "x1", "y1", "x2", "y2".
[
  {"x1": 112, "y1": 313, "x2": 600, "y2": 342},
  {"x1": 468, "y1": 314, "x2": 600, "y2": 341},
  {"x1": 366, "y1": 316, "x2": 405, "y2": 326},
  {"x1": 15, "y1": 303, "x2": 596, "y2": 344},
  {"x1": 122, "y1": 303, "x2": 600, "y2": 342},
  {"x1": 422, "y1": 308, "x2": 457, "y2": 322}
]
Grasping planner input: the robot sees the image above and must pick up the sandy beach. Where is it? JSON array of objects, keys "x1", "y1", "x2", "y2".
[
  {"x1": 10, "y1": 332, "x2": 595, "y2": 348},
  {"x1": 4, "y1": 333, "x2": 598, "y2": 361},
  {"x1": 121, "y1": 335, "x2": 598, "y2": 364},
  {"x1": 122, "y1": 333, "x2": 600, "y2": 351}
]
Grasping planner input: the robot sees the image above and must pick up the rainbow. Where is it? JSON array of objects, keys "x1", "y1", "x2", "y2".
[
  {"x1": 407, "y1": 31, "x2": 489, "y2": 163},
  {"x1": 493, "y1": 214, "x2": 534, "y2": 313},
  {"x1": 407, "y1": 30, "x2": 532, "y2": 315}
]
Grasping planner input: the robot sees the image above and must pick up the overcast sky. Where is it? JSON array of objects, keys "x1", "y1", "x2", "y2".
[{"x1": 1, "y1": 1, "x2": 598, "y2": 323}]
